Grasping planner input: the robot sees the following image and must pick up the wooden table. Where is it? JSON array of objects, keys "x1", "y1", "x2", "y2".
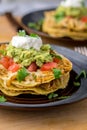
[{"x1": 0, "y1": 15, "x2": 87, "y2": 130}]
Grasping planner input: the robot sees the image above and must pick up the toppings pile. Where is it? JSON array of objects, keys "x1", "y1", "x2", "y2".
[
  {"x1": 0, "y1": 30, "x2": 72, "y2": 96},
  {"x1": 0, "y1": 31, "x2": 62, "y2": 82}
]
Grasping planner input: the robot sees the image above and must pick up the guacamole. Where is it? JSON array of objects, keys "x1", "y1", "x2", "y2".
[
  {"x1": 6, "y1": 43, "x2": 53, "y2": 67},
  {"x1": 55, "y1": 6, "x2": 87, "y2": 19}
]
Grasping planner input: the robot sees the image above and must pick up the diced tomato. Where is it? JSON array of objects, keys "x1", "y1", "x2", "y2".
[
  {"x1": 0, "y1": 56, "x2": 10, "y2": 69},
  {"x1": 8, "y1": 63, "x2": 20, "y2": 73},
  {"x1": 0, "y1": 59, "x2": 9, "y2": 69},
  {"x1": 81, "y1": 16, "x2": 87, "y2": 23},
  {"x1": 0, "y1": 56, "x2": 20, "y2": 72},
  {"x1": 0, "y1": 56, "x2": 14, "y2": 69},
  {"x1": 41, "y1": 62, "x2": 58, "y2": 71},
  {"x1": 27, "y1": 62, "x2": 37, "y2": 72},
  {"x1": 53, "y1": 58, "x2": 60, "y2": 63},
  {"x1": 9, "y1": 58, "x2": 14, "y2": 66},
  {"x1": 2, "y1": 56, "x2": 10, "y2": 60}
]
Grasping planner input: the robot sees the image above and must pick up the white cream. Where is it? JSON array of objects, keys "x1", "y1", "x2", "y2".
[
  {"x1": 60, "y1": 0, "x2": 83, "y2": 7},
  {"x1": 11, "y1": 35, "x2": 42, "y2": 50}
]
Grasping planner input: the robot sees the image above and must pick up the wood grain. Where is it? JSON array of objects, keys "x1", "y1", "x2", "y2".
[
  {"x1": 0, "y1": 99, "x2": 87, "y2": 130},
  {"x1": 0, "y1": 15, "x2": 17, "y2": 42},
  {"x1": 0, "y1": 15, "x2": 87, "y2": 130}
]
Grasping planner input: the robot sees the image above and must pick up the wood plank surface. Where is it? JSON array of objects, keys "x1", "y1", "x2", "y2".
[
  {"x1": 0, "y1": 15, "x2": 17, "y2": 42},
  {"x1": 0, "y1": 99, "x2": 87, "y2": 130},
  {"x1": 0, "y1": 15, "x2": 87, "y2": 130}
]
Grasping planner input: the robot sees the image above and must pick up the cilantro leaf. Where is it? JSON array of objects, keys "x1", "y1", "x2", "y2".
[
  {"x1": 17, "y1": 67, "x2": 29, "y2": 82},
  {"x1": 0, "y1": 50, "x2": 6, "y2": 56},
  {"x1": 53, "y1": 68, "x2": 61, "y2": 79},
  {"x1": 73, "y1": 82, "x2": 80, "y2": 87},
  {"x1": 55, "y1": 16, "x2": 64, "y2": 22},
  {"x1": 48, "y1": 93, "x2": 58, "y2": 99},
  {"x1": 51, "y1": 53, "x2": 62, "y2": 60},
  {"x1": 28, "y1": 19, "x2": 43, "y2": 30},
  {"x1": 48, "y1": 93, "x2": 53, "y2": 99},
  {"x1": 57, "y1": 96, "x2": 70, "y2": 100},
  {"x1": 75, "y1": 70, "x2": 87, "y2": 80},
  {"x1": 0, "y1": 96, "x2": 6, "y2": 103},
  {"x1": 18, "y1": 30, "x2": 26, "y2": 36},
  {"x1": 48, "y1": 93, "x2": 70, "y2": 100},
  {"x1": 54, "y1": 12, "x2": 65, "y2": 22},
  {"x1": 30, "y1": 33, "x2": 39, "y2": 37},
  {"x1": 28, "y1": 23, "x2": 40, "y2": 30}
]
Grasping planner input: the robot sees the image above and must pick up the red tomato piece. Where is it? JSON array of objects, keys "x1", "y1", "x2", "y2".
[
  {"x1": 9, "y1": 58, "x2": 14, "y2": 66},
  {"x1": 8, "y1": 63, "x2": 20, "y2": 72},
  {"x1": 81, "y1": 16, "x2": 87, "y2": 23},
  {"x1": 41, "y1": 62, "x2": 58, "y2": 71},
  {"x1": 3, "y1": 56, "x2": 10, "y2": 60},
  {"x1": 0, "y1": 56, "x2": 14, "y2": 69},
  {"x1": 53, "y1": 58, "x2": 60, "y2": 63},
  {"x1": 28, "y1": 62, "x2": 37, "y2": 72},
  {"x1": 0, "y1": 56, "x2": 10, "y2": 69}
]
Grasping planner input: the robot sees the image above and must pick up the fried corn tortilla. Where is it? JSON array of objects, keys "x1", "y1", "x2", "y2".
[
  {"x1": 0, "y1": 43, "x2": 72, "y2": 96},
  {"x1": 42, "y1": 9, "x2": 87, "y2": 40}
]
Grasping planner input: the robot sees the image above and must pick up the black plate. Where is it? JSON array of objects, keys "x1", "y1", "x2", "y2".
[
  {"x1": 22, "y1": 8, "x2": 55, "y2": 37},
  {"x1": 0, "y1": 44, "x2": 87, "y2": 110},
  {"x1": 22, "y1": 8, "x2": 87, "y2": 46}
]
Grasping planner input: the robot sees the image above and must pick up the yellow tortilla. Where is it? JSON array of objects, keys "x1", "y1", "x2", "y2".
[
  {"x1": 42, "y1": 11, "x2": 87, "y2": 40},
  {"x1": 0, "y1": 47, "x2": 72, "y2": 96}
]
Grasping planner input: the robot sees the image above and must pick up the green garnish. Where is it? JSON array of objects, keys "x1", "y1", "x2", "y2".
[
  {"x1": 18, "y1": 30, "x2": 26, "y2": 36},
  {"x1": 28, "y1": 23, "x2": 40, "y2": 30},
  {"x1": 48, "y1": 93, "x2": 70, "y2": 100},
  {"x1": 55, "y1": 55, "x2": 62, "y2": 60},
  {"x1": 0, "y1": 50, "x2": 6, "y2": 56},
  {"x1": 73, "y1": 70, "x2": 86, "y2": 87},
  {"x1": 55, "y1": 16, "x2": 64, "y2": 22},
  {"x1": 48, "y1": 93, "x2": 58, "y2": 99},
  {"x1": 17, "y1": 67, "x2": 29, "y2": 82},
  {"x1": 54, "y1": 12, "x2": 65, "y2": 22},
  {"x1": 73, "y1": 82, "x2": 80, "y2": 86},
  {"x1": 0, "y1": 95, "x2": 6, "y2": 103},
  {"x1": 30, "y1": 33, "x2": 39, "y2": 37},
  {"x1": 28, "y1": 19, "x2": 43, "y2": 31},
  {"x1": 75, "y1": 70, "x2": 87, "y2": 80},
  {"x1": 57, "y1": 96, "x2": 70, "y2": 100},
  {"x1": 51, "y1": 53, "x2": 62, "y2": 60},
  {"x1": 53, "y1": 68, "x2": 61, "y2": 79}
]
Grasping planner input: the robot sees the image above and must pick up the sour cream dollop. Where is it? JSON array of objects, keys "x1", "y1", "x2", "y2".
[
  {"x1": 60, "y1": 0, "x2": 83, "y2": 7},
  {"x1": 11, "y1": 35, "x2": 42, "y2": 50}
]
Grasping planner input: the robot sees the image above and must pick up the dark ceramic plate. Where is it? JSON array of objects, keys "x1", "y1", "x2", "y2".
[
  {"x1": 0, "y1": 44, "x2": 87, "y2": 110},
  {"x1": 22, "y1": 8, "x2": 87, "y2": 47}
]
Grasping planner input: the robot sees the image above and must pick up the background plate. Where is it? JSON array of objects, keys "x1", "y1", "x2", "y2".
[
  {"x1": 0, "y1": 44, "x2": 87, "y2": 110},
  {"x1": 22, "y1": 8, "x2": 87, "y2": 48}
]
